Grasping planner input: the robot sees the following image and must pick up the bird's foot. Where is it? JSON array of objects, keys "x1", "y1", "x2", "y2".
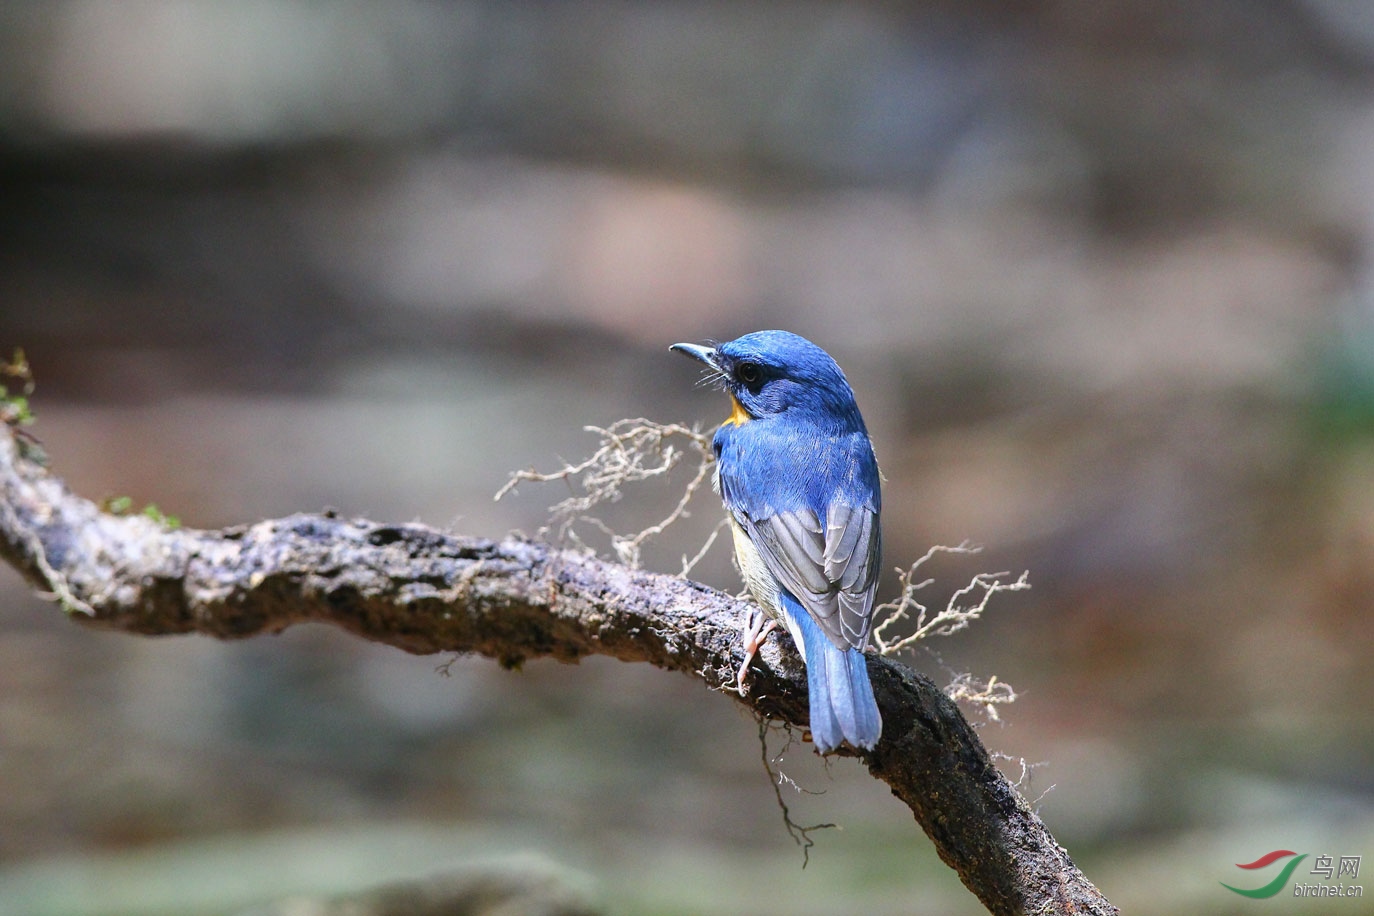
[{"x1": 737, "y1": 607, "x2": 778, "y2": 695}]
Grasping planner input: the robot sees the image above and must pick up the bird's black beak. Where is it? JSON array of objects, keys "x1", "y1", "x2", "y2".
[{"x1": 670, "y1": 342, "x2": 721, "y2": 369}]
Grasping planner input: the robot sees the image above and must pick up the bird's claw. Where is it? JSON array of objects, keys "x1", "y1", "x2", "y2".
[{"x1": 737, "y1": 607, "x2": 778, "y2": 695}]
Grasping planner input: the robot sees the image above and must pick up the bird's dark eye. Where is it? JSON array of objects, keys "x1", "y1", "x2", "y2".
[{"x1": 736, "y1": 362, "x2": 763, "y2": 385}]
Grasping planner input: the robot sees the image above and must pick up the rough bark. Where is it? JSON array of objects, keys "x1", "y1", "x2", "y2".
[{"x1": 0, "y1": 427, "x2": 1115, "y2": 915}]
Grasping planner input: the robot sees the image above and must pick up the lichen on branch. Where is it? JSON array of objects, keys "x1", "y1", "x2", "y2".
[{"x1": 495, "y1": 418, "x2": 722, "y2": 572}]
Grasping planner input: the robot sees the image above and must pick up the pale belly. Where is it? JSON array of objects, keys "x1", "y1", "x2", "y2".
[{"x1": 729, "y1": 517, "x2": 808, "y2": 663}]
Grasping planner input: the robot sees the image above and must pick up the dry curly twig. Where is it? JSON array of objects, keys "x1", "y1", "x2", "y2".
[
  {"x1": 757, "y1": 718, "x2": 835, "y2": 867},
  {"x1": 946, "y1": 672, "x2": 1019, "y2": 724},
  {"x1": 872, "y1": 542, "x2": 1030, "y2": 726},
  {"x1": 872, "y1": 542, "x2": 1031, "y2": 656},
  {"x1": 494, "y1": 418, "x2": 718, "y2": 571},
  {"x1": 992, "y1": 752, "x2": 1056, "y2": 810}
]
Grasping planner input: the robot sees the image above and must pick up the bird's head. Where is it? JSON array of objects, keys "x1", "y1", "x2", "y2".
[{"x1": 671, "y1": 330, "x2": 865, "y2": 430}]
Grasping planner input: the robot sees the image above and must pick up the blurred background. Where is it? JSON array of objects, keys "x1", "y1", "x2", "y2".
[{"x1": 1, "y1": 1, "x2": 1373, "y2": 913}]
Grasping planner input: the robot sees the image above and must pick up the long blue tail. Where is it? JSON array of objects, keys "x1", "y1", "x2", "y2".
[{"x1": 781, "y1": 593, "x2": 882, "y2": 753}]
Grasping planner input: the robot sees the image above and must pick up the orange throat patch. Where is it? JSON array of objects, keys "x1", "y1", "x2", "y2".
[{"x1": 722, "y1": 393, "x2": 752, "y2": 427}]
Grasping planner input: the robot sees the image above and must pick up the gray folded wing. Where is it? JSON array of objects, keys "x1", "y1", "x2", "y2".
[{"x1": 740, "y1": 502, "x2": 881, "y2": 651}]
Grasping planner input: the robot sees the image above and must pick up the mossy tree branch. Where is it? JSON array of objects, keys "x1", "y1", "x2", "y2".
[{"x1": 0, "y1": 427, "x2": 1115, "y2": 916}]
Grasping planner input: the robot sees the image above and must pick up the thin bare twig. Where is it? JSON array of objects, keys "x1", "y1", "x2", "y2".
[
  {"x1": 495, "y1": 419, "x2": 719, "y2": 569},
  {"x1": 946, "y1": 672, "x2": 1019, "y2": 724},
  {"x1": 992, "y1": 752, "x2": 1055, "y2": 810},
  {"x1": 680, "y1": 516, "x2": 730, "y2": 577},
  {"x1": 758, "y1": 718, "x2": 835, "y2": 867},
  {"x1": 872, "y1": 543, "x2": 1031, "y2": 656}
]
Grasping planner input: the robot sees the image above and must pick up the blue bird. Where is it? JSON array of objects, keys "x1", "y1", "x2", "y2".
[{"x1": 672, "y1": 330, "x2": 883, "y2": 753}]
